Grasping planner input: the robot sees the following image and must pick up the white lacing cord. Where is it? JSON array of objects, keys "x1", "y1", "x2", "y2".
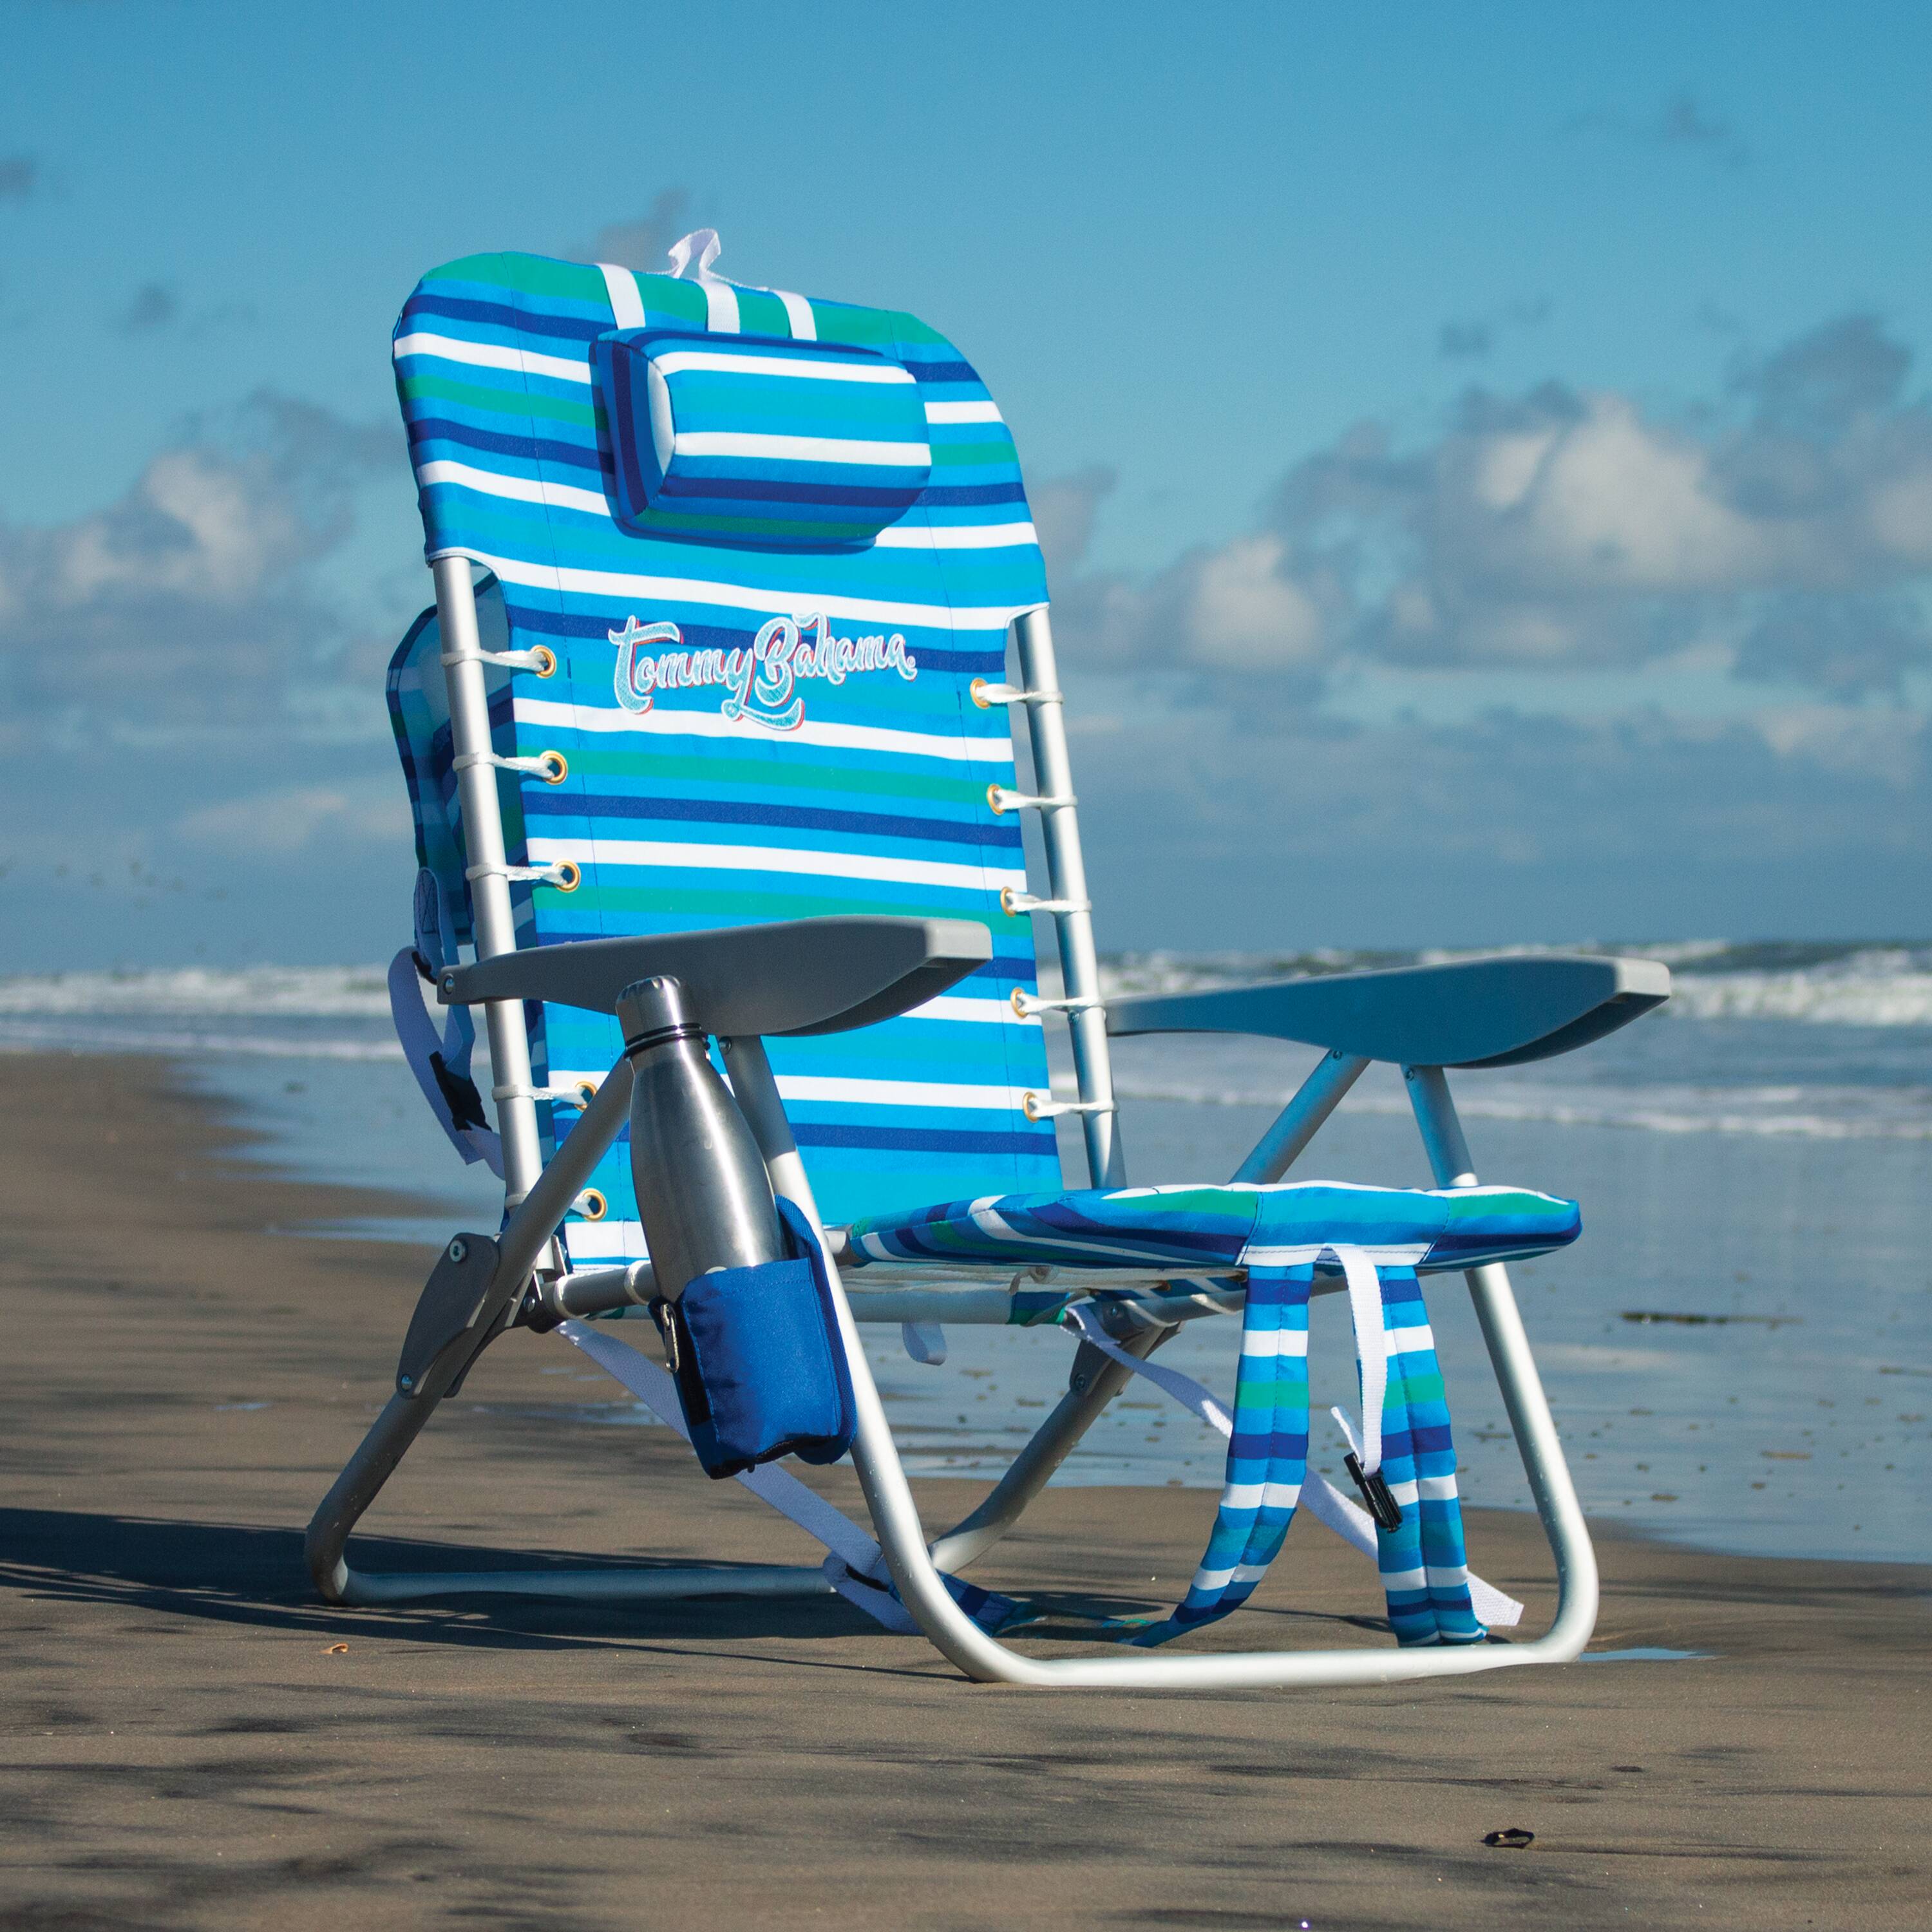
[
  {"x1": 453, "y1": 749, "x2": 569, "y2": 784},
  {"x1": 971, "y1": 678, "x2": 1063, "y2": 708},
  {"x1": 442, "y1": 645, "x2": 556, "y2": 677},
  {"x1": 491, "y1": 1081, "x2": 594, "y2": 1108},
  {"x1": 1001, "y1": 888, "x2": 1091, "y2": 917},
  {"x1": 1010, "y1": 989, "x2": 1102, "y2": 1019},
  {"x1": 987, "y1": 785, "x2": 1075, "y2": 815},
  {"x1": 464, "y1": 859, "x2": 580, "y2": 890},
  {"x1": 1021, "y1": 1092, "x2": 1116, "y2": 1122}
]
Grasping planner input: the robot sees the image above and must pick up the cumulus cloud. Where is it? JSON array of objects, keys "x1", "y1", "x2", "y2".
[
  {"x1": 574, "y1": 189, "x2": 694, "y2": 272},
  {"x1": 1050, "y1": 314, "x2": 1932, "y2": 697},
  {"x1": 176, "y1": 782, "x2": 409, "y2": 855},
  {"x1": 0, "y1": 390, "x2": 397, "y2": 740}
]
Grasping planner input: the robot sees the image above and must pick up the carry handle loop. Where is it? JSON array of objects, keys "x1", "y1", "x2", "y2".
[{"x1": 1323, "y1": 1243, "x2": 1405, "y2": 1531}]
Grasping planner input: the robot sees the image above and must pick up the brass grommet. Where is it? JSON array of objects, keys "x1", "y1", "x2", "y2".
[
  {"x1": 1009, "y1": 987, "x2": 1030, "y2": 1018},
  {"x1": 986, "y1": 782, "x2": 1006, "y2": 814},
  {"x1": 579, "y1": 1189, "x2": 607, "y2": 1222},
  {"x1": 551, "y1": 860, "x2": 582, "y2": 893},
  {"x1": 529, "y1": 645, "x2": 558, "y2": 679},
  {"x1": 538, "y1": 750, "x2": 569, "y2": 784},
  {"x1": 1021, "y1": 1091, "x2": 1046, "y2": 1122},
  {"x1": 969, "y1": 676, "x2": 991, "y2": 709},
  {"x1": 573, "y1": 1077, "x2": 600, "y2": 1104},
  {"x1": 999, "y1": 885, "x2": 1020, "y2": 916}
]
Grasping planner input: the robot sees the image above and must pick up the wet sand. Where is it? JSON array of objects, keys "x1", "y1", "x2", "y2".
[{"x1": 1, "y1": 1053, "x2": 1926, "y2": 1930}]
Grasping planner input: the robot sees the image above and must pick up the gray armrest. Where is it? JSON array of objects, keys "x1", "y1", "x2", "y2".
[
  {"x1": 1106, "y1": 952, "x2": 1670, "y2": 1068},
  {"x1": 437, "y1": 915, "x2": 990, "y2": 1038}
]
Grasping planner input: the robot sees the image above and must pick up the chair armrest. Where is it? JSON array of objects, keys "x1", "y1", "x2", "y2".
[
  {"x1": 1106, "y1": 953, "x2": 1671, "y2": 1068},
  {"x1": 437, "y1": 915, "x2": 990, "y2": 1039}
]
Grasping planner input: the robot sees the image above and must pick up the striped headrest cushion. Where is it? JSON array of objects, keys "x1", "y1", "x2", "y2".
[{"x1": 594, "y1": 328, "x2": 933, "y2": 547}]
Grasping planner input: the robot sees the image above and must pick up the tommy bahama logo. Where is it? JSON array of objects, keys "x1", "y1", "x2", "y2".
[{"x1": 609, "y1": 613, "x2": 918, "y2": 733}]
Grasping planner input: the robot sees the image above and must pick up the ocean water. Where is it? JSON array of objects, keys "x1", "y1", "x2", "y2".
[{"x1": 3, "y1": 942, "x2": 1926, "y2": 1567}]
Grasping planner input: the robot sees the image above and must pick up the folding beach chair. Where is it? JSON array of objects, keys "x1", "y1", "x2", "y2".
[{"x1": 308, "y1": 232, "x2": 1671, "y2": 1687}]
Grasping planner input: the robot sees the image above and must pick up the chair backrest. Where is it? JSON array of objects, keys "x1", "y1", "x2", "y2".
[{"x1": 388, "y1": 247, "x2": 1075, "y2": 1264}]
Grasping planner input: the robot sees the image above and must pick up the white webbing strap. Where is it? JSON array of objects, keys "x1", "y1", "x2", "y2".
[
  {"x1": 1326, "y1": 1241, "x2": 1388, "y2": 1476},
  {"x1": 598, "y1": 262, "x2": 646, "y2": 330},
  {"x1": 1065, "y1": 1301, "x2": 1522, "y2": 1627},
  {"x1": 558, "y1": 1319, "x2": 922, "y2": 1632},
  {"x1": 667, "y1": 228, "x2": 740, "y2": 333},
  {"x1": 386, "y1": 947, "x2": 504, "y2": 1180}
]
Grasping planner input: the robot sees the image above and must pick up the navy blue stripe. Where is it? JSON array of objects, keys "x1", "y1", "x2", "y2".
[
  {"x1": 794, "y1": 1122, "x2": 1056, "y2": 1157},
  {"x1": 918, "y1": 483, "x2": 1028, "y2": 507},
  {"x1": 659, "y1": 475, "x2": 926, "y2": 510},
  {"x1": 402, "y1": 292, "x2": 605, "y2": 346},
  {"x1": 410, "y1": 415, "x2": 605, "y2": 477},
  {"x1": 905, "y1": 359, "x2": 980, "y2": 384},
  {"x1": 522, "y1": 788, "x2": 1022, "y2": 851}
]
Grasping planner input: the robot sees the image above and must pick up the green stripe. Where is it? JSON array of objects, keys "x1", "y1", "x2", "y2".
[
  {"x1": 399, "y1": 372, "x2": 598, "y2": 430},
  {"x1": 560, "y1": 748, "x2": 993, "y2": 808}
]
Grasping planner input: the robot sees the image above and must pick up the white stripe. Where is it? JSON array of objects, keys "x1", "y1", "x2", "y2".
[
  {"x1": 393, "y1": 330, "x2": 591, "y2": 386},
  {"x1": 525, "y1": 835, "x2": 1023, "y2": 895},
  {"x1": 562, "y1": 1219, "x2": 648, "y2": 1260},
  {"x1": 1381, "y1": 1566, "x2": 1428, "y2": 1594},
  {"x1": 874, "y1": 520, "x2": 1039, "y2": 550},
  {"x1": 1386, "y1": 1323, "x2": 1435, "y2": 1356},
  {"x1": 1241, "y1": 1242, "x2": 1432, "y2": 1267},
  {"x1": 674, "y1": 430, "x2": 932, "y2": 467},
  {"x1": 652, "y1": 349, "x2": 909, "y2": 384},
  {"x1": 772, "y1": 289, "x2": 816, "y2": 340},
  {"x1": 417, "y1": 459, "x2": 609, "y2": 518},
  {"x1": 598, "y1": 263, "x2": 646, "y2": 330},
  {"x1": 509, "y1": 695, "x2": 1014, "y2": 766},
  {"x1": 923, "y1": 400, "x2": 1003, "y2": 424},
  {"x1": 1238, "y1": 1329, "x2": 1309, "y2": 1357},
  {"x1": 904, "y1": 994, "x2": 1039, "y2": 1025},
  {"x1": 1417, "y1": 1473, "x2": 1460, "y2": 1501},
  {"x1": 473, "y1": 549, "x2": 1027, "y2": 633},
  {"x1": 775, "y1": 1075, "x2": 1034, "y2": 1112},
  {"x1": 703, "y1": 278, "x2": 740, "y2": 333}
]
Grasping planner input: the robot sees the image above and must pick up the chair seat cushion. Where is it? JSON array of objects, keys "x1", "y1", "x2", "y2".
[{"x1": 846, "y1": 1180, "x2": 1580, "y2": 1276}]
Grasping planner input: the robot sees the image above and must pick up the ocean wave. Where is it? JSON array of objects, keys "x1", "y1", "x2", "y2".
[
  {"x1": 0, "y1": 965, "x2": 393, "y2": 1018},
  {"x1": 0, "y1": 1018, "x2": 402, "y2": 1061}
]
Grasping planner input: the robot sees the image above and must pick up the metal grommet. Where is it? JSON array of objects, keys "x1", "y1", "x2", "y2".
[
  {"x1": 1009, "y1": 987, "x2": 1030, "y2": 1018},
  {"x1": 538, "y1": 750, "x2": 569, "y2": 784},
  {"x1": 551, "y1": 860, "x2": 581, "y2": 893},
  {"x1": 573, "y1": 1077, "x2": 599, "y2": 1104},
  {"x1": 999, "y1": 886, "x2": 1021, "y2": 916},
  {"x1": 578, "y1": 1189, "x2": 607, "y2": 1222},
  {"x1": 529, "y1": 645, "x2": 557, "y2": 679},
  {"x1": 1021, "y1": 1091, "x2": 1046, "y2": 1122},
  {"x1": 986, "y1": 782, "x2": 1007, "y2": 815},
  {"x1": 969, "y1": 676, "x2": 991, "y2": 709}
]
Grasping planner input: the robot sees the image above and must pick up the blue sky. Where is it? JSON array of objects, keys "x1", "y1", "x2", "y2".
[{"x1": 2, "y1": 1, "x2": 1927, "y2": 965}]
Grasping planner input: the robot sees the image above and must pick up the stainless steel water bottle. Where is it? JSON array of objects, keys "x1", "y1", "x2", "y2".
[{"x1": 616, "y1": 974, "x2": 784, "y2": 1298}]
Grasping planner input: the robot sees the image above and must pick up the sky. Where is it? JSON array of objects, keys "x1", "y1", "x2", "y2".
[{"x1": 1, "y1": 1, "x2": 1927, "y2": 967}]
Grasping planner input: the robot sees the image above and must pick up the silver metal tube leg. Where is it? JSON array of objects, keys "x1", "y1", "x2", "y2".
[
  {"x1": 1231, "y1": 1050, "x2": 1369, "y2": 1183},
  {"x1": 1012, "y1": 608, "x2": 1122, "y2": 1188},
  {"x1": 432, "y1": 554, "x2": 544, "y2": 1201},
  {"x1": 1406, "y1": 1065, "x2": 1599, "y2": 1658}
]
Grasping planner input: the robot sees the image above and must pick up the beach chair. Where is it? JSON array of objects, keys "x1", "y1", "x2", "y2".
[{"x1": 307, "y1": 233, "x2": 1671, "y2": 1687}]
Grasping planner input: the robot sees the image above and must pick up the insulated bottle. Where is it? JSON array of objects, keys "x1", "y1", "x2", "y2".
[{"x1": 616, "y1": 974, "x2": 784, "y2": 1298}]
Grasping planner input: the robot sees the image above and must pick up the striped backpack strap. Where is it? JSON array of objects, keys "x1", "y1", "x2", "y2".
[{"x1": 1128, "y1": 1246, "x2": 1487, "y2": 1649}]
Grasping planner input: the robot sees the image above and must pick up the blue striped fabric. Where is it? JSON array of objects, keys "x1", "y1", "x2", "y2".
[
  {"x1": 848, "y1": 1180, "x2": 1582, "y2": 1276},
  {"x1": 388, "y1": 252, "x2": 1059, "y2": 1265},
  {"x1": 595, "y1": 329, "x2": 932, "y2": 545}
]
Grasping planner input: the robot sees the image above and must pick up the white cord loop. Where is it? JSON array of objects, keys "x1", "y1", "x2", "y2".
[
  {"x1": 442, "y1": 645, "x2": 556, "y2": 677},
  {"x1": 1021, "y1": 1092, "x2": 1117, "y2": 1122},
  {"x1": 970, "y1": 677, "x2": 1063, "y2": 708},
  {"x1": 453, "y1": 749, "x2": 569, "y2": 784},
  {"x1": 1010, "y1": 990, "x2": 1103, "y2": 1019},
  {"x1": 465, "y1": 858, "x2": 580, "y2": 891},
  {"x1": 987, "y1": 785, "x2": 1075, "y2": 815},
  {"x1": 493, "y1": 1081, "x2": 594, "y2": 1107},
  {"x1": 1000, "y1": 887, "x2": 1091, "y2": 917}
]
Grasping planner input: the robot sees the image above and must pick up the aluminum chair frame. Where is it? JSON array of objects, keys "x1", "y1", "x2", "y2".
[{"x1": 308, "y1": 559, "x2": 1607, "y2": 1687}]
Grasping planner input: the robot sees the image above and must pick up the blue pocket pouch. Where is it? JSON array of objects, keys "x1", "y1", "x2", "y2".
[{"x1": 652, "y1": 1198, "x2": 857, "y2": 1480}]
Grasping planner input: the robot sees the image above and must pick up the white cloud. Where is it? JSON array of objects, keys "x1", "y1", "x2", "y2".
[{"x1": 176, "y1": 784, "x2": 410, "y2": 856}]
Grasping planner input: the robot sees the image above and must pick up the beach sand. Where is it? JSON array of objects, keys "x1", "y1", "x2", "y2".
[{"x1": 1, "y1": 1054, "x2": 1926, "y2": 1930}]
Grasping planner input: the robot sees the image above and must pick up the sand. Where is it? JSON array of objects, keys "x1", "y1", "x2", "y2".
[{"x1": 1, "y1": 1052, "x2": 1926, "y2": 1930}]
